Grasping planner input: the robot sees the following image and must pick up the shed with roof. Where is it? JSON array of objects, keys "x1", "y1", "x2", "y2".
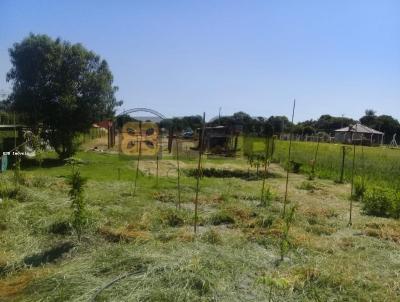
[{"x1": 334, "y1": 123, "x2": 384, "y2": 145}]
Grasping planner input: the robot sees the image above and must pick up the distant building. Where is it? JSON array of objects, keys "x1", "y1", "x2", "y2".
[
  {"x1": 0, "y1": 125, "x2": 25, "y2": 152},
  {"x1": 194, "y1": 126, "x2": 239, "y2": 156},
  {"x1": 334, "y1": 123, "x2": 384, "y2": 145}
]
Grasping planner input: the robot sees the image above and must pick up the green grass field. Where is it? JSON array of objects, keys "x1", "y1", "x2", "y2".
[
  {"x1": 247, "y1": 137, "x2": 400, "y2": 189},
  {"x1": 0, "y1": 148, "x2": 399, "y2": 301}
]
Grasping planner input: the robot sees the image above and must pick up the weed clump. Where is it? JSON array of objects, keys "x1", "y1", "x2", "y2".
[
  {"x1": 352, "y1": 177, "x2": 366, "y2": 201},
  {"x1": 255, "y1": 214, "x2": 275, "y2": 228},
  {"x1": 201, "y1": 228, "x2": 222, "y2": 244},
  {"x1": 209, "y1": 211, "x2": 235, "y2": 225},
  {"x1": 153, "y1": 191, "x2": 175, "y2": 203},
  {"x1": 159, "y1": 208, "x2": 189, "y2": 227},
  {"x1": 48, "y1": 221, "x2": 73, "y2": 235},
  {"x1": 0, "y1": 183, "x2": 19, "y2": 200},
  {"x1": 297, "y1": 181, "x2": 320, "y2": 192}
]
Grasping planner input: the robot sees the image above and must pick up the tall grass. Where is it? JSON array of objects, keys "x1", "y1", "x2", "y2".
[{"x1": 245, "y1": 138, "x2": 400, "y2": 189}]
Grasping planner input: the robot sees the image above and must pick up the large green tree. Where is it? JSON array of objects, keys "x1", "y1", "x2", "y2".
[
  {"x1": 360, "y1": 110, "x2": 400, "y2": 143},
  {"x1": 6, "y1": 34, "x2": 121, "y2": 158}
]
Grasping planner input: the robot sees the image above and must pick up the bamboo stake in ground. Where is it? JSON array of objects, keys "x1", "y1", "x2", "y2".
[
  {"x1": 133, "y1": 121, "x2": 142, "y2": 196},
  {"x1": 310, "y1": 134, "x2": 321, "y2": 180},
  {"x1": 176, "y1": 137, "x2": 181, "y2": 209},
  {"x1": 349, "y1": 139, "x2": 356, "y2": 226},
  {"x1": 282, "y1": 100, "x2": 296, "y2": 218},
  {"x1": 156, "y1": 132, "x2": 161, "y2": 187},
  {"x1": 361, "y1": 134, "x2": 365, "y2": 202},
  {"x1": 260, "y1": 135, "x2": 270, "y2": 206},
  {"x1": 339, "y1": 146, "x2": 346, "y2": 183},
  {"x1": 194, "y1": 112, "x2": 206, "y2": 234}
]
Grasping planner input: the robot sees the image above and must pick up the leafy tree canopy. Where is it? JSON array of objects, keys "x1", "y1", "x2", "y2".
[{"x1": 6, "y1": 33, "x2": 122, "y2": 158}]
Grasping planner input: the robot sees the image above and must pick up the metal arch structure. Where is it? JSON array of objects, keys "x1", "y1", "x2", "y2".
[
  {"x1": 108, "y1": 108, "x2": 167, "y2": 149},
  {"x1": 117, "y1": 108, "x2": 167, "y2": 120}
]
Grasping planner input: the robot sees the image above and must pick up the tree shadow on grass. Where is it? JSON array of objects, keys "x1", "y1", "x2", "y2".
[
  {"x1": 23, "y1": 242, "x2": 74, "y2": 267},
  {"x1": 21, "y1": 157, "x2": 65, "y2": 170}
]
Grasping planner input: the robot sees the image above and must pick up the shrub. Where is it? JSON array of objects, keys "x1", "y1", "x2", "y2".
[{"x1": 362, "y1": 187, "x2": 400, "y2": 218}]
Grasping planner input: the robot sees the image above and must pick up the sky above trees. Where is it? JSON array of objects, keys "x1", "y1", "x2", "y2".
[{"x1": 0, "y1": 0, "x2": 399, "y2": 122}]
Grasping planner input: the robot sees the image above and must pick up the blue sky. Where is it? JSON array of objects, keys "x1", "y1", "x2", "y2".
[{"x1": 0, "y1": 0, "x2": 399, "y2": 122}]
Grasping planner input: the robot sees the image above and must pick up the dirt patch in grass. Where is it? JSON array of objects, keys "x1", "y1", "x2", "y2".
[
  {"x1": 0, "y1": 269, "x2": 49, "y2": 300},
  {"x1": 300, "y1": 207, "x2": 339, "y2": 220},
  {"x1": 305, "y1": 224, "x2": 336, "y2": 236},
  {"x1": 139, "y1": 160, "x2": 187, "y2": 177},
  {"x1": 363, "y1": 222, "x2": 400, "y2": 243},
  {"x1": 98, "y1": 226, "x2": 152, "y2": 243}
]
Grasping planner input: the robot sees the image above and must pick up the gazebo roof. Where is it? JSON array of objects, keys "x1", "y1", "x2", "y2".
[{"x1": 335, "y1": 123, "x2": 384, "y2": 135}]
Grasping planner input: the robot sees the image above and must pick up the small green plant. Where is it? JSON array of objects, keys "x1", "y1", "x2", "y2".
[
  {"x1": 279, "y1": 205, "x2": 297, "y2": 263},
  {"x1": 67, "y1": 169, "x2": 88, "y2": 240},
  {"x1": 260, "y1": 187, "x2": 274, "y2": 207},
  {"x1": 257, "y1": 275, "x2": 290, "y2": 302},
  {"x1": 352, "y1": 176, "x2": 366, "y2": 201},
  {"x1": 13, "y1": 156, "x2": 22, "y2": 186},
  {"x1": 256, "y1": 214, "x2": 274, "y2": 228}
]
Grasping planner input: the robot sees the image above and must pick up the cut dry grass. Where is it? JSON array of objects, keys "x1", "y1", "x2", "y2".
[{"x1": 0, "y1": 150, "x2": 399, "y2": 301}]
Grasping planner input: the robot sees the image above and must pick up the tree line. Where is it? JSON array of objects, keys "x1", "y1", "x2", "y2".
[
  {"x1": 1, "y1": 34, "x2": 399, "y2": 160},
  {"x1": 162, "y1": 110, "x2": 400, "y2": 144}
]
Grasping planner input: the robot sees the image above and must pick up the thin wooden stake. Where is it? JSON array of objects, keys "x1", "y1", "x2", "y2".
[
  {"x1": 349, "y1": 140, "x2": 356, "y2": 226},
  {"x1": 339, "y1": 146, "x2": 346, "y2": 183},
  {"x1": 176, "y1": 138, "x2": 181, "y2": 209},
  {"x1": 133, "y1": 121, "x2": 142, "y2": 196},
  {"x1": 156, "y1": 132, "x2": 160, "y2": 187},
  {"x1": 194, "y1": 112, "x2": 206, "y2": 234},
  {"x1": 282, "y1": 99, "x2": 296, "y2": 218},
  {"x1": 361, "y1": 134, "x2": 365, "y2": 202},
  {"x1": 260, "y1": 136, "x2": 270, "y2": 206},
  {"x1": 310, "y1": 134, "x2": 320, "y2": 180},
  {"x1": 14, "y1": 112, "x2": 16, "y2": 149}
]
